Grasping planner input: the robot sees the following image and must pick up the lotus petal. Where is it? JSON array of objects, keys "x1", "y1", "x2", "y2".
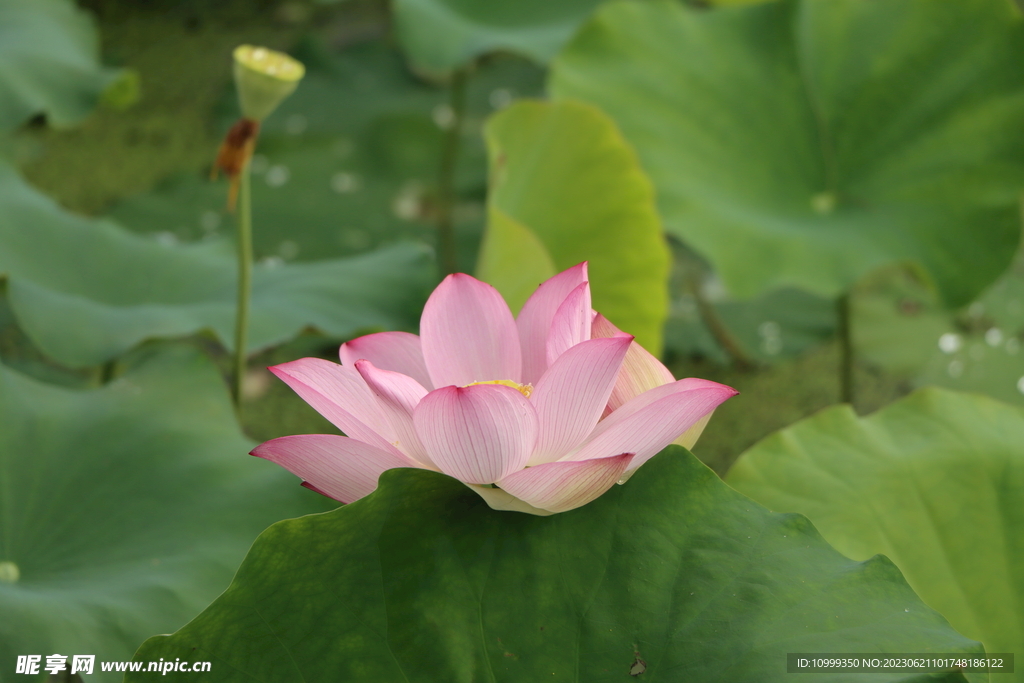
[
  {"x1": 498, "y1": 453, "x2": 634, "y2": 512},
  {"x1": 528, "y1": 336, "x2": 631, "y2": 466},
  {"x1": 569, "y1": 380, "x2": 737, "y2": 471},
  {"x1": 421, "y1": 273, "x2": 522, "y2": 387},
  {"x1": 340, "y1": 331, "x2": 433, "y2": 390},
  {"x1": 252, "y1": 434, "x2": 419, "y2": 503},
  {"x1": 354, "y1": 360, "x2": 434, "y2": 468},
  {"x1": 517, "y1": 262, "x2": 588, "y2": 384},
  {"x1": 592, "y1": 313, "x2": 675, "y2": 410},
  {"x1": 269, "y1": 358, "x2": 400, "y2": 456},
  {"x1": 546, "y1": 281, "x2": 592, "y2": 366},
  {"x1": 413, "y1": 384, "x2": 537, "y2": 484}
]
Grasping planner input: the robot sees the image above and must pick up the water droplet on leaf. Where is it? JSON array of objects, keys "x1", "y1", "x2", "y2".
[
  {"x1": 938, "y1": 333, "x2": 962, "y2": 354},
  {"x1": 331, "y1": 172, "x2": 361, "y2": 194},
  {"x1": 265, "y1": 165, "x2": 290, "y2": 187},
  {"x1": 432, "y1": 104, "x2": 455, "y2": 130},
  {"x1": 758, "y1": 321, "x2": 781, "y2": 338},
  {"x1": 392, "y1": 182, "x2": 424, "y2": 220},
  {"x1": 260, "y1": 256, "x2": 283, "y2": 269}
]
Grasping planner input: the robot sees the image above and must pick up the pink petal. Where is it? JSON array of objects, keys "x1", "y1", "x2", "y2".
[
  {"x1": 413, "y1": 384, "x2": 537, "y2": 484},
  {"x1": 339, "y1": 331, "x2": 433, "y2": 390},
  {"x1": 497, "y1": 453, "x2": 634, "y2": 513},
  {"x1": 528, "y1": 336, "x2": 632, "y2": 466},
  {"x1": 546, "y1": 281, "x2": 593, "y2": 366},
  {"x1": 568, "y1": 379, "x2": 737, "y2": 470},
  {"x1": 252, "y1": 434, "x2": 420, "y2": 504},
  {"x1": 354, "y1": 360, "x2": 434, "y2": 468},
  {"x1": 676, "y1": 410, "x2": 715, "y2": 450},
  {"x1": 269, "y1": 358, "x2": 400, "y2": 456},
  {"x1": 517, "y1": 262, "x2": 588, "y2": 385},
  {"x1": 592, "y1": 313, "x2": 675, "y2": 410},
  {"x1": 420, "y1": 273, "x2": 522, "y2": 387}
]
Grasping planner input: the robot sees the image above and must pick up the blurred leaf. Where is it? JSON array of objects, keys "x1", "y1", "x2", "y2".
[
  {"x1": 111, "y1": 38, "x2": 545, "y2": 269},
  {"x1": 392, "y1": 0, "x2": 603, "y2": 77},
  {"x1": 0, "y1": 345, "x2": 334, "y2": 682},
  {"x1": 851, "y1": 267, "x2": 950, "y2": 376},
  {"x1": 249, "y1": 39, "x2": 444, "y2": 139},
  {"x1": 728, "y1": 389, "x2": 1024, "y2": 680},
  {"x1": 0, "y1": 0, "x2": 122, "y2": 132},
  {"x1": 476, "y1": 206, "x2": 556, "y2": 313},
  {"x1": 130, "y1": 447, "x2": 978, "y2": 682},
  {"x1": 0, "y1": 161, "x2": 433, "y2": 368},
  {"x1": 551, "y1": 0, "x2": 1024, "y2": 306},
  {"x1": 666, "y1": 285, "x2": 836, "y2": 364},
  {"x1": 481, "y1": 100, "x2": 670, "y2": 354},
  {"x1": 853, "y1": 261, "x2": 1024, "y2": 405},
  {"x1": 114, "y1": 133, "x2": 440, "y2": 264}
]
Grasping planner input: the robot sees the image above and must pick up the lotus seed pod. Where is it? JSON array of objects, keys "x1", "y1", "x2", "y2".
[{"x1": 232, "y1": 45, "x2": 304, "y2": 122}]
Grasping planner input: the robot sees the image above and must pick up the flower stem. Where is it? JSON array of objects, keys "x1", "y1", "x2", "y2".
[
  {"x1": 436, "y1": 68, "x2": 467, "y2": 277},
  {"x1": 231, "y1": 162, "x2": 253, "y2": 408},
  {"x1": 686, "y1": 270, "x2": 755, "y2": 371},
  {"x1": 837, "y1": 292, "x2": 854, "y2": 406},
  {"x1": 98, "y1": 359, "x2": 117, "y2": 385}
]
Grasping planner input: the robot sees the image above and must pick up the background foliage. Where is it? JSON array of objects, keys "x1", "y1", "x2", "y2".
[
  {"x1": 728, "y1": 389, "x2": 1024, "y2": 681},
  {"x1": 2, "y1": 0, "x2": 1022, "y2": 680}
]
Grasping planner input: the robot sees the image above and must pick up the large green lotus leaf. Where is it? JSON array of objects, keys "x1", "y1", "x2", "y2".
[
  {"x1": 480, "y1": 100, "x2": 670, "y2": 355},
  {"x1": 130, "y1": 446, "x2": 979, "y2": 683},
  {"x1": 852, "y1": 262, "x2": 1024, "y2": 405},
  {"x1": 0, "y1": 0, "x2": 121, "y2": 132},
  {"x1": 727, "y1": 389, "x2": 1024, "y2": 680},
  {"x1": 550, "y1": 0, "x2": 1024, "y2": 306},
  {"x1": 0, "y1": 161, "x2": 432, "y2": 368},
  {"x1": 0, "y1": 345, "x2": 334, "y2": 683},
  {"x1": 477, "y1": 205, "x2": 557, "y2": 313},
  {"x1": 392, "y1": 0, "x2": 603, "y2": 77}
]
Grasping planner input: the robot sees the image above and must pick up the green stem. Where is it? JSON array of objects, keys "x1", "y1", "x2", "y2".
[
  {"x1": 98, "y1": 359, "x2": 117, "y2": 385},
  {"x1": 837, "y1": 292, "x2": 853, "y2": 406},
  {"x1": 232, "y1": 163, "x2": 253, "y2": 408},
  {"x1": 436, "y1": 69, "x2": 467, "y2": 277},
  {"x1": 686, "y1": 270, "x2": 755, "y2": 371}
]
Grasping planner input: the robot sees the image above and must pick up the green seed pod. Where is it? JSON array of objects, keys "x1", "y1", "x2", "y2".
[{"x1": 232, "y1": 45, "x2": 305, "y2": 122}]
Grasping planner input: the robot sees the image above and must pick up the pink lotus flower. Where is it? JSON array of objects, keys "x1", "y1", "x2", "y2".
[{"x1": 252, "y1": 263, "x2": 736, "y2": 515}]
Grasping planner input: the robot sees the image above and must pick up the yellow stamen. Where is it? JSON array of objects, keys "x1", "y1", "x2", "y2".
[{"x1": 465, "y1": 379, "x2": 533, "y2": 398}]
